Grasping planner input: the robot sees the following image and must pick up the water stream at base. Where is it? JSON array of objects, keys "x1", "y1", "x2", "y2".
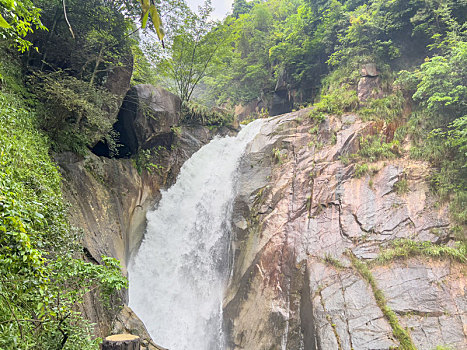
[{"x1": 128, "y1": 120, "x2": 264, "y2": 350}]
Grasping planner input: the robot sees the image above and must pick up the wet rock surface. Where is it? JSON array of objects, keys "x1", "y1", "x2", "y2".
[
  {"x1": 57, "y1": 122, "x2": 230, "y2": 338},
  {"x1": 112, "y1": 306, "x2": 167, "y2": 350},
  {"x1": 225, "y1": 109, "x2": 466, "y2": 350}
]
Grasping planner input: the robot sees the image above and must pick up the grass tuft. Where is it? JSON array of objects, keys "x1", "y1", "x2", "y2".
[
  {"x1": 347, "y1": 251, "x2": 417, "y2": 350},
  {"x1": 375, "y1": 239, "x2": 466, "y2": 265},
  {"x1": 322, "y1": 254, "x2": 346, "y2": 270}
]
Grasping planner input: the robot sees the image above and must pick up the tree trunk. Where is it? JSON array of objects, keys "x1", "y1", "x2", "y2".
[
  {"x1": 90, "y1": 46, "x2": 104, "y2": 87},
  {"x1": 102, "y1": 334, "x2": 140, "y2": 350}
]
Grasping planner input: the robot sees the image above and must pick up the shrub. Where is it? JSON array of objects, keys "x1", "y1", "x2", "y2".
[
  {"x1": 358, "y1": 135, "x2": 400, "y2": 162},
  {"x1": 310, "y1": 84, "x2": 359, "y2": 119},
  {"x1": 182, "y1": 100, "x2": 234, "y2": 127},
  {"x1": 394, "y1": 179, "x2": 409, "y2": 194},
  {"x1": 354, "y1": 163, "x2": 369, "y2": 177},
  {"x1": 0, "y1": 86, "x2": 127, "y2": 349},
  {"x1": 29, "y1": 70, "x2": 119, "y2": 155},
  {"x1": 358, "y1": 92, "x2": 405, "y2": 121},
  {"x1": 375, "y1": 239, "x2": 466, "y2": 265},
  {"x1": 133, "y1": 146, "x2": 166, "y2": 175}
]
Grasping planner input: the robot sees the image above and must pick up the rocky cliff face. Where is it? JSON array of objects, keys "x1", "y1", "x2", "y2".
[
  {"x1": 60, "y1": 81, "x2": 465, "y2": 349},
  {"x1": 225, "y1": 110, "x2": 466, "y2": 350},
  {"x1": 57, "y1": 85, "x2": 235, "y2": 347}
]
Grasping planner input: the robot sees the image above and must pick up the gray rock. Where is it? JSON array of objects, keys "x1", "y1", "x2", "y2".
[
  {"x1": 361, "y1": 63, "x2": 379, "y2": 77},
  {"x1": 358, "y1": 76, "x2": 383, "y2": 102},
  {"x1": 105, "y1": 56, "x2": 133, "y2": 97},
  {"x1": 373, "y1": 261, "x2": 467, "y2": 349},
  {"x1": 112, "y1": 306, "x2": 166, "y2": 350},
  {"x1": 224, "y1": 109, "x2": 464, "y2": 350},
  {"x1": 114, "y1": 85, "x2": 182, "y2": 156}
]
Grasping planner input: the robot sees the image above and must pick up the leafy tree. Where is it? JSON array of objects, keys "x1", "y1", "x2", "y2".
[
  {"x1": 0, "y1": 0, "x2": 45, "y2": 52},
  {"x1": 147, "y1": 0, "x2": 228, "y2": 102},
  {"x1": 232, "y1": 0, "x2": 254, "y2": 18},
  {"x1": 29, "y1": 0, "x2": 134, "y2": 82},
  {"x1": 397, "y1": 40, "x2": 467, "y2": 227}
]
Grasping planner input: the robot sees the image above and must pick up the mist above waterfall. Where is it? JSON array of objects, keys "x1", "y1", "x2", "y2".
[{"x1": 128, "y1": 120, "x2": 264, "y2": 350}]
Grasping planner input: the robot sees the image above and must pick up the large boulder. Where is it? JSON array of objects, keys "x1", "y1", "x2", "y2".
[
  {"x1": 358, "y1": 76, "x2": 383, "y2": 102},
  {"x1": 114, "y1": 85, "x2": 182, "y2": 157},
  {"x1": 105, "y1": 55, "x2": 134, "y2": 97}
]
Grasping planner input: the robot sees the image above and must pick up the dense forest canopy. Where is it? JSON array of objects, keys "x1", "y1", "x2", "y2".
[{"x1": 0, "y1": 0, "x2": 466, "y2": 348}]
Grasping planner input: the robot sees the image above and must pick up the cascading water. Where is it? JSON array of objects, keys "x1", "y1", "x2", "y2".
[{"x1": 128, "y1": 119, "x2": 264, "y2": 350}]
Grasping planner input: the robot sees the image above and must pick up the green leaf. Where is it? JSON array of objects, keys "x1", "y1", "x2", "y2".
[
  {"x1": 149, "y1": 5, "x2": 165, "y2": 41},
  {"x1": 141, "y1": 9, "x2": 150, "y2": 29},
  {"x1": 0, "y1": 13, "x2": 11, "y2": 29},
  {"x1": 140, "y1": 0, "x2": 150, "y2": 28}
]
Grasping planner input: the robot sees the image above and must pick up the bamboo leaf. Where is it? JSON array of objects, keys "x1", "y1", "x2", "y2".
[
  {"x1": 149, "y1": 4, "x2": 165, "y2": 41},
  {"x1": 141, "y1": 10, "x2": 150, "y2": 28}
]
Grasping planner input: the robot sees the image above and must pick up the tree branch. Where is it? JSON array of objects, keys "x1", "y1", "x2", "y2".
[
  {"x1": 62, "y1": 0, "x2": 75, "y2": 39},
  {"x1": 0, "y1": 293, "x2": 23, "y2": 340}
]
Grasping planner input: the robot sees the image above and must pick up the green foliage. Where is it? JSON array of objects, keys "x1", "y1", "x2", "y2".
[
  {"x1": 203, "y1": 0, "x2": 290, "y2": 105},
  {"x1": 139, "y1": 0, "x2": 164, "y2": 42},
  {"x1": 145, "y1": 0, "x2": 229, "y2": 103},
  {"x1": 402, "y1": 41, "x2": 467, "y2": 228},
  {"x1": 308, "y1": 62, "x2": 361, "y2": 118},
  {"x1": 357, "y1": 135, "x2": 400, "y2": 162},
  {"x1": 0, "y1": 57, "x2": 127, "y2": 348},
  {"x1": 131, "y1": 45, "x2": 158, "y2": 86},
  {"x1": 413, "y1": 44, "x2": 467, "y2": 125},
  {"x1": 202, "y1": 0, "x2": 467, "y2": 108},
  {"x1": 353, "y1": 162, "x2": 379, "y2": 179},
  {"x1": 0, "y1": 92, "x2": 127, "y2": 349},
  {"x1": 308, "y1": 126, "x2": 318, "y2": 134},
  {"x1": 133, "y1": 146, "x2": 165, "y2": 175},
  {"x1": 272, "y1": 147, "x2": 283, "y2": 164},
  {"x1": 310, "y1": 86, "x2": 358, "y2": 118},
  {"x1": 322, "y1": 254, "x2": 345, "y2": 269},
  {"x1": 354, "y1": 163, "x2": 369, "y2": 178},
  {"x1": 358, "y1": 91, "x2": 405, "y2": 121},
  {"x1": 449, "y1": 191, "x2": 467, "y2": 226},
  {"x1": 375, "y1": 239, "x2": 467, "y2": 265},
  {"x1": 348, "y1": 251, "x2": 417, "y2": 350},
  {"x1": 182, "y1": 100, "x2": 234, "y2": 127},
  {"x1": 394, "y1": 179, "x2": 409, "y2": 194},
  {"x1": 232, "y1": 0, "x2": 256, "y2": 18},
  {"x1": 240, "y1": 108, "x2": 269, "y2": 125},
  {"x1": 30, "y1": 70, "x2": 119, "y2": 155},
  {"x1": 29, "y1": 0, "x2": 135, "y2": 87},
  {"x1": 0, "y1": 0, "x2": 46, "y2": 52}
]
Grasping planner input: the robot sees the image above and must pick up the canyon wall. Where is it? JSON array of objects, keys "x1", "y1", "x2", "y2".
[
  {"x1": 225, "y1": 109, "x2": 466, "y2": 350},
  {"x1": 57, "y1": 85, "x2": 234, "y2": 349},
  {"x1": 58, "y1": 83, "x2": 465, "y2": 350}
]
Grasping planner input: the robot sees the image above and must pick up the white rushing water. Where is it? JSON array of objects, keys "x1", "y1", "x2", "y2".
[{"x1": 128, "y1": 120, "x2": 264, "y2": 350}]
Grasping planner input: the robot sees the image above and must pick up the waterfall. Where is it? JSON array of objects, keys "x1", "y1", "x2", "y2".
[{"x1": 128, "y1": 120, "x2": 264, "y2": 350}]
